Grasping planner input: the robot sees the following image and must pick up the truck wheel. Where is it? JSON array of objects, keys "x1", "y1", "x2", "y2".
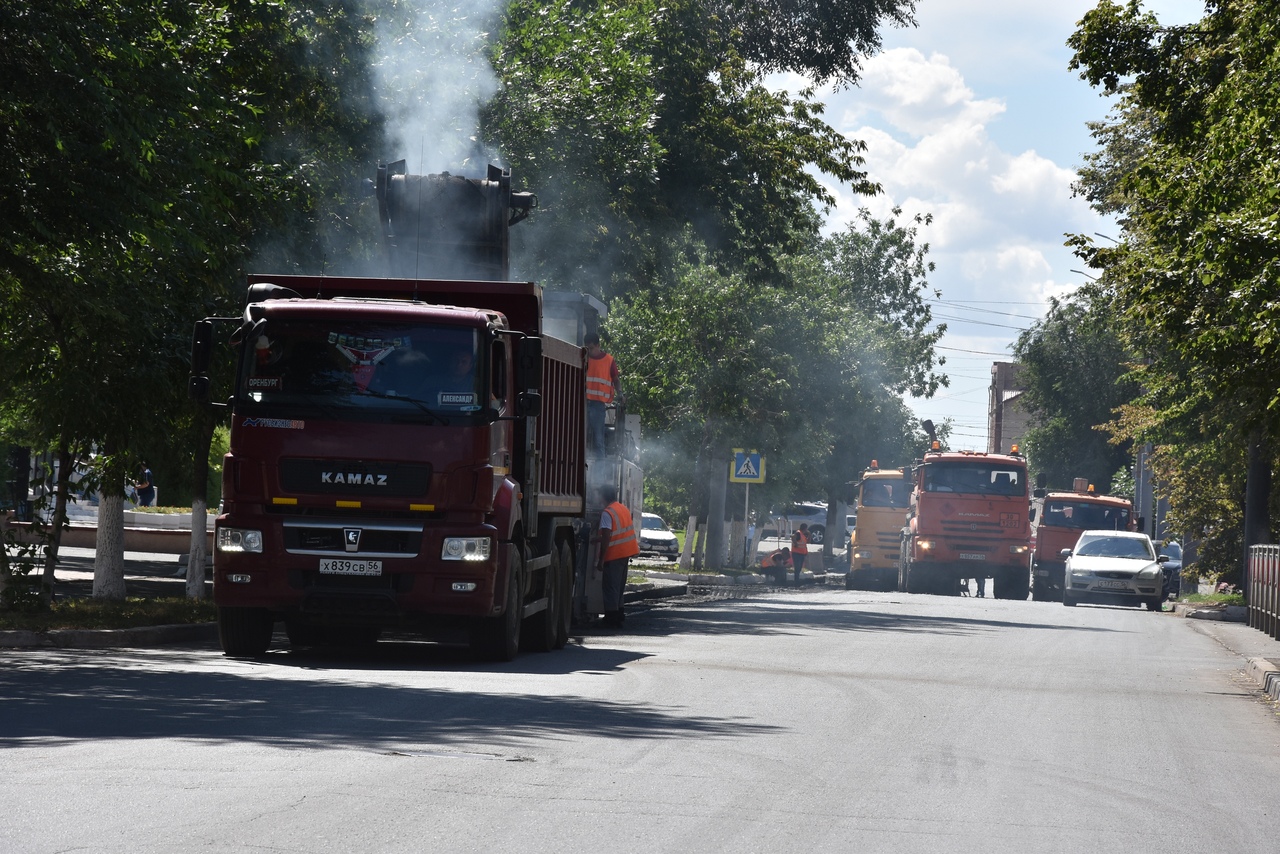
[
  {"x1": 994, "y1": 567, "x2": 1030, "y2": 600},
  {"x1": 904, "y1": 561, "x2": 928, "y2": 594},
  {"x1": 555, "y1": 541, "x2": 574, "y2": 649},
  {"x1": 472, "y1": 546, "x2": 522, "y2": 662},
  {"x1": 523, "y1": 546, "x2": 562, "y2": 653},
  {"x1": 219, "y1": 606, "x2": 273, "y2": 657}
]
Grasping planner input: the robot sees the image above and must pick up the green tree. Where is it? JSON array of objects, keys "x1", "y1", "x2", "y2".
[
  {"x1": 1068, "y1": 0, "x2": 1280, "y2": 578},
  {"x1": 1012, "y1": 288, "x2": 1138, "y2": 494}
]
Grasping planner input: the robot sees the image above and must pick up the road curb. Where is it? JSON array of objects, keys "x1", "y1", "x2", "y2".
[
  {"x1": 1172, "y1": 603, "x2": 1248, "y2": 622},
  {"x1": 0, "y1": 622, "x2": 218, "y2": 649},
  {"x1": 1245, "y1": 657, "x2": 1280, "y2": 702}
]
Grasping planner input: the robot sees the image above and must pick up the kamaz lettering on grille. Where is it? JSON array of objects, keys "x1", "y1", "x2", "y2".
[{"x1": 321, "y1": 472, "x2": 389, "y2": 486}]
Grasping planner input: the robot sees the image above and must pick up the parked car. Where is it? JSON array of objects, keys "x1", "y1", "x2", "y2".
[
  {"x1": 1061, "y1": 530, "x2": 1168, "y2": 611},
  {"x1": 639, "y1": 512, "x2": 679, "y2": 561},
  {"x1": 761, "y1": 502, "x2": 829, "y2": 545},
  {"x1": 1158, "y1": 540, "x2": 1184, "y2": 599}
]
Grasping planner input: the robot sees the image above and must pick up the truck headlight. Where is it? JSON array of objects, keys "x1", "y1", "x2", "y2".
[
  {"x1": 442, "y1": 537, "x2": 491, "y2": 561},
  {"x1": 217, "y1": 527, "x2": 263, "y2": 553},
  {"x1": 917, "y1": 539, "x2": 936, "y2": 552},
  {"x1": 1009, "y1": 544, "x2": 1029, "y2": 554},
  {"x1": 854, "y1": 549, "x2": 874, "y2": 560}
]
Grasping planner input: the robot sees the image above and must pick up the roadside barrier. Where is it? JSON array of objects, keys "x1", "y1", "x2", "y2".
[{"x1": 1248, "y1": 544, "x2": 1280, "y2": 640}]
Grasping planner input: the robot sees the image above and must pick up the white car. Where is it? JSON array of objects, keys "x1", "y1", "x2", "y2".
[
  {"x1": 638, "y1": 513, "x2": 679, "y2": 561},
  {"x1": 1061, "y1": 530, "x2": 1168, "y2": 611}
]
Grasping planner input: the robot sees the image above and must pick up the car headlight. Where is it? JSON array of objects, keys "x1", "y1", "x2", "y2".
[
  {"x1": 1069, "y1": 565, "x2": 1092, "y2": 578},
  {"x1": 217, "y1": 527, "x2": 263, "y2": 553},
  {"x1": 1138, "y1": 566, "x2": 1162, "y2": 580},
  {"x1": 442, "y1": 537, "x2": 491, "y2": 561}
]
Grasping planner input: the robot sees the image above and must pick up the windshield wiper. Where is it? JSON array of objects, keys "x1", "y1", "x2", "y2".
[{"x1": 358, "y1": 388, "x2": 452, "y2": 425}]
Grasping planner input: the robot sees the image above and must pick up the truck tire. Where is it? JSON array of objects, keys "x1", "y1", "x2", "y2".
[
  {"x1": 903, "y1": 559, "x2": 929, "y2": 594},
  {"x1": 554, "y1": 541, "x2": 574, "y2": 649},
  {"x1": 523, "y1": 546, "x2": 562, "y2": 653},
  {"x1": 472, "y1": 546, "x2": 523, "y2": 662},
  {"x1": 218, "y1": 606, "x2": 273, "y2": 657},
  {"x1": 993, "y1": 567, "x2": 1029, "y2": 600}
]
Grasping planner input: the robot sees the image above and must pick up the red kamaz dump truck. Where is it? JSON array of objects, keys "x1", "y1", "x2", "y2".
[
  {"x1": 1029, "y1": 478, "x2": 1133, "y2": 602},
  {"x1": 898, "y1": 441, "x2": 1032, "y2": 599},
  {"x1": 189, "y1": 162, "x2": 638, "y2": 659}
]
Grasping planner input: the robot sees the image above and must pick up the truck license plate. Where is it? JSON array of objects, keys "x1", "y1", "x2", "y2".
[
  {"x1": 319, "y1": 558, "x2": 383, "y2": 576},
  {"x1": 958, "y1": 553, "x2": 986, "y2": 561}
]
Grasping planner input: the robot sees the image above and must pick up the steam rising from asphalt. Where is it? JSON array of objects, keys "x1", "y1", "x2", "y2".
[{"x1": 371, "y1": 0, "x2": 505, "y2": 175}]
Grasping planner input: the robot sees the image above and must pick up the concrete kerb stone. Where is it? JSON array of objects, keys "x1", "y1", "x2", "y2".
[
  {"x1": 1245, "y1": 657, "x2": 1280, "y2": 702},
  {"x1": 0, "y1": 622, "x2": 218, "y2": 649},
  {"x1": 1172, "y1": 603, "x2": 1248, "y2": 622}
]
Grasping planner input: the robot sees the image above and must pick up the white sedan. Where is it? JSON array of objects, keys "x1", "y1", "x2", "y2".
[{"x1": 1061, "y1": 530, "x2": 1168, "y2": 611}]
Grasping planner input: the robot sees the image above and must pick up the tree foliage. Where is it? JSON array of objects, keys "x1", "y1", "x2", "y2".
[
  {"x1": 1012, "y1": 288, "x2": 1138, "y2": 494},
  {"x1": 1068, "y1": 0, "x2": 1280, "y2": 575}
]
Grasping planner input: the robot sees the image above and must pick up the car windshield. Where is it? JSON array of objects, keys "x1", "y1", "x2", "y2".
[
  {"x1": 1162, "y1": 541, "x2": 1183, "y2": 559},
  {"x1": 1075, "y1": 535, "x2": 1155, "y2": 560},
  {"x1": 923, "y1": 462, "x2": 1026, "y2": 497},
  {"x1": 1043, "y1": 500, "x2": 1130, "y2": 531},
  {"x1": 239, "y1": 320, "x2": 485, "y2": 421},
  {"x1": 642, "y1": 515, "x2": 669, "y2": 531}
]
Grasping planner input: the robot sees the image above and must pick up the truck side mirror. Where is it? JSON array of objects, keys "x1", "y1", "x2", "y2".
[
  {"x1": 1035, "y1": 472, "x2": 1047, "y2": 490},
  {"x1": 516, "y1": 336, "x2": 542, "y2": 392},
  {"x1": 191, "y1": 320, "x2": 214, "y2": 375},
  {"x1": 516, "y1": 390, "x2": 542, "y2": 417},
  {"x1": 1029, "y1": 507, "x2": 1037, "y2": 522}
]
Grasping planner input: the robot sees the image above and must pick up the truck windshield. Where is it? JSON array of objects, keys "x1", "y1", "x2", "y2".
[
  {"x1": 860, "y1": 480, "x2": 909, "y2": 508},
  {"x1": 239, "y1": 321, "x2": 484, "y2": 420},
  {"x1": 923, "y1": 462, "x2": 1025, "y2": 497},
  {"x1": 1042, "y1": 500, "x2": 1129, "y2": 530}
]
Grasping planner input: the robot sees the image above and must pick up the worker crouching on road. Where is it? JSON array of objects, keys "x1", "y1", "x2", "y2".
[
  {"x1": 597, "y1": 486, "x2": 640, "y2": 627},
  {"x1": 759, "y1": 547, "x2": 791, "y2": 584}
]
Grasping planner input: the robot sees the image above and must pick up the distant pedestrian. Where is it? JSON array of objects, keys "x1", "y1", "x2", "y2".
[
  {"x1": 135, "y1": 463, "x2": 155, "y2": 507},
  {"x1": 584, "y1": 332, "x2": 621, "y2": 456},
  {"x1": 791, "y1": 523, "x2": 809, "y2": 583},
  {"x1": 972, "y1": 576, "x2": 984, "y2": 598},
  {"x1": 597, "y1": 486, "x2": 639, "y2": 627}
]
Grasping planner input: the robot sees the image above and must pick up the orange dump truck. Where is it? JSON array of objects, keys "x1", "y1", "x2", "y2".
[
  {"x1": 899, "y1": 444, "x2": 1031, "y2": 598},
  {"x1": 1029, "y1": 478, "x2": 1133, "y2": 602}
]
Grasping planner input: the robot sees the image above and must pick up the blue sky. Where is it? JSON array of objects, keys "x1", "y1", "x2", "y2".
[{"x1": 787, "y1": 0, "x2": 1207, "y2": 450}]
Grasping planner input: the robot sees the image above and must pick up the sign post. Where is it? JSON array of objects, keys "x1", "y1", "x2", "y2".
[{"x1": 730, "y1": 449, "x2": 766, "y2": 567}]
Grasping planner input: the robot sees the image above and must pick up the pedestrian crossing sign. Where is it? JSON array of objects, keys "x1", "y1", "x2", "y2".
[{"x1": 730, "y1": 449, "x2": 765, "y2": 483}]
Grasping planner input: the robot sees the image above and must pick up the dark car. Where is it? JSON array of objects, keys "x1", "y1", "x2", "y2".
[{"x1": 1159, "y1": 540, "x2": 1183, "y2": 599}]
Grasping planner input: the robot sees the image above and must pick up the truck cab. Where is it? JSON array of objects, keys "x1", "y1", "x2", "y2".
[{"x1": 845, "y1": 462, "x2": 909, "y2": 591}]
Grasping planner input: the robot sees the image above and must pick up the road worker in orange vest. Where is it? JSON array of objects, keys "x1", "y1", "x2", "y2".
[
  {"x1": 791, "y1": 523, "x2": 810, "y2": 584},
  {"x1": 585, "y1": 332, "x2": 621, "y2": 456},
  {"x1": 597, "y1": 485, "x2": 640, "y2": 627}
]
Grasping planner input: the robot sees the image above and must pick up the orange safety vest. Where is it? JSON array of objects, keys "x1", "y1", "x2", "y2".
[
  {"x1": 792, "y1": 529, "x2": 809, "y2": 555},
  {"x1": 602, "y1": 501, "x2": 640, "y2": 562},
  {"x1": 586, "y1": 352, "x2": 617, "y2": 405}
]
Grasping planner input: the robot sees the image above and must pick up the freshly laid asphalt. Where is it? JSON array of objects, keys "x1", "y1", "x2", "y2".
[{"x1": 6, "y1": 549, "x2": 1280, "y2": 708}]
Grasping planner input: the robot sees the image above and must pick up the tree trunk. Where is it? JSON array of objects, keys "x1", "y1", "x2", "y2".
[
  {"x1": 186, "y1": 413, "x2": 216, "y2": 598},
  {"x1": 40, "y1": 442, "x2": 74, "y2": 605},
  {"x1": 186, "y1": 497, "x2": 208, "y2": 599},
  {"x1": 1242, "y1": 429, "x2": 1272, "y2": 599},
  {"x1": 93, "y1": 490, "x2": 127, "y2": 600}
]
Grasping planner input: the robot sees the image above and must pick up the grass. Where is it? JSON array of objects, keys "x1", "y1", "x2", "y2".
[
  {"x1": 0, "y1": 597, "x2": 216, "y2": 632},
  {"x1": 1178, "y1": 592, "x2": 1245, "y2": 607}
]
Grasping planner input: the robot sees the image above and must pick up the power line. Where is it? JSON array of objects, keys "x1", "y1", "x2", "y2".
[{"x1": 936, "y1": 345, "x2": 1015, "y2": 356}]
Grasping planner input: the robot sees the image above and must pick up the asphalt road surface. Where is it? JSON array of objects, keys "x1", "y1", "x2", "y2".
[{"x1": 4, "y1": 587, "x2": 1280, "y2": 853}]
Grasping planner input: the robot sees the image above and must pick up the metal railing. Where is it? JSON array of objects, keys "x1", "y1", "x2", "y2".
[{"x1": 1248, "y1": 544, "x2": 1280, "y2": 640}]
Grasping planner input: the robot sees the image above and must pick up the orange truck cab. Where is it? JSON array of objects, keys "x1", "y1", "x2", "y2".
[
  {"x1": 899, "y1": 444, "x2": 1031, "y2": 598},
  {"x1": 1029, "y1": 478, "x2": 1133, "y2": 601}
]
